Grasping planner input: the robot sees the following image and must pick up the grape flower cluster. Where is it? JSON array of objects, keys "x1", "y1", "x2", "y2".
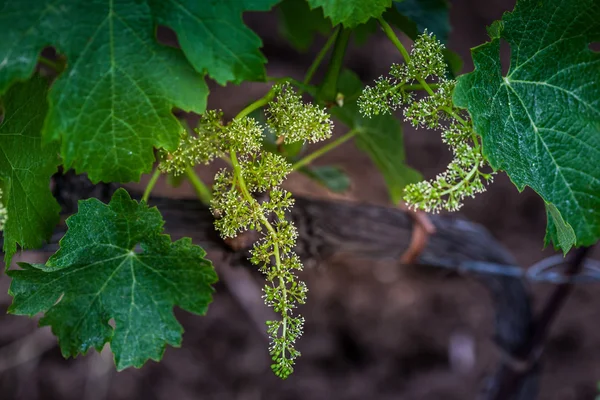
[
  {"x1": 358, "y1": 30, "x2": 494, "y2": 212},
  {"x1": 159, "y1": 83, "x2": 332, "y2": 378}
]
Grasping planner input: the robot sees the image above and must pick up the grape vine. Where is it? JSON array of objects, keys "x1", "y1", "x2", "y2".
[
  {"x1": 358, "y1": 26, "x2": 495, "y2": 212},
  {"x1": 159, "y1": 83, "x2": 332, "y2": 377},
  {"x1": 0, "y1": 0, "x2": 597, "y2": 385}
]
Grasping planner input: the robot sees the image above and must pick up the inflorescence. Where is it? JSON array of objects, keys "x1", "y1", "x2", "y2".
[
  {"x1": 358, "y1": 30, "x2": 494, "y2": 212},
  {"x1": 159, "y1": 83, "x2": 332, "y2": 378}
]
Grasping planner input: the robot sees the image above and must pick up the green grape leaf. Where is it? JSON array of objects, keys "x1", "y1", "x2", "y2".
[
  {"x1": 278, "y1": 0, "x2": 332, "y2": 51},
  {"x1": 545, "y1": 203, "x2": 576, "y2": 254},
  {"x1": 151, "y1": 0, "x2": 280, "y2": 85},
  {"x1": 332, "y1": 70, "x2": 421, "y2": 203},
  {"x1": 0, "y1": 0, "x2": 208, "y2": 183},
  {"x1": 307, "y1": 0, "x2": 392, "y2": 28},
  {"x1": 299, "y1": 165, "x2": 351, "y2": 193},
  {"x1": 392, "y1": 0, "x2": 450, "y2": 44},
  {"x1": 0, "y1": 78, "x2": 60, "y2": 267},
  {"x1": 454, "y1": 0, "x2": 600, "y2": 251},
  {"x1": 8, "y1": 188, "x2": 217, "y2": 369}
]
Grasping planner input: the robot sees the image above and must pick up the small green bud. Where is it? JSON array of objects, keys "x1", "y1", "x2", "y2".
[
  {"x1": 241, "y1": 153, "x2": 292, "y2": 192},
  {"x1": 224, "y1": 116, "x2": 264, "y2": 154},
  {"x1": 266, "y1": 83, "x2": 333, "y2": 143},
  {"x1": 408, "y1": 30, "x2": 446, "y2": 79}
]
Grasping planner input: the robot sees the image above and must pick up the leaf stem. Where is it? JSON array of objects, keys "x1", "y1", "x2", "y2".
[
  {"x1": 441, "y1": 106, "x2": 468, "y2": 126},
  {"x1": 236, "y1": 90, "x2": 277, "y2": 120},
  {"x1": 229, "y1": 149, "x2": 288, "y2": 361},
  {"x1": 292, "y1": 129, "x2": 358, "y2": 170},
  {"x1": 184, "y1": 168, "x2": 212, "y2": 205},
  {"x1": 414, "y1": 77, "x2": 435, "y2": 96},
  {"x1": 317, "y1": 26, "x2": 351, "y2": 102},
  {"x1": 378, "y1": 16, "x2": 410, "y2": 63},
  {"x1": 142, "y1": 167, "x2": 161, "y2": 203},
  {"x1": 304, "y1": 26, "x2": 340, "y2": 85}
]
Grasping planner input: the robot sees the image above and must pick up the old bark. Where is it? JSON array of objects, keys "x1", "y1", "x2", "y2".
[{"x1": 33, "y1": 174, "x2": 536, "y2": 398}]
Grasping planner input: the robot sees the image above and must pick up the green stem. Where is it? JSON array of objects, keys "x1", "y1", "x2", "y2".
[
  {"x1": 142, "y1": 167, "x2": 161, "y2": 203},
  {"x1": 439, "y1": 164, "x2": 479, "y2": 197},
  {"x1": 185, "y1": 168, "x2": 212, "y2": 205},
  {"x1": 414, "y1": 76, "x2": 435, "y2": 96},
  {"x1": 292, "y1": 129, "x2": 359, "y2": 170},
  {"x1": 38, "y1": 56, "x2": 61, "y2": 73},
  {"x1": 236, "y1": 90, "x2": 277, "y2": 120},
  {"x1": 403, "y1": 83, "x2": 440, "y2": 91},
  {"x1": 317, "y1": 27, "x2": 351, "y2": 102},
  {"x1": 378, "y1": 16, "x2": 410, "y2": 63},
  {"x1": 442, "y1": 106, "x2": 468, "y2": 126},
  {"x1": 440, "y1": 105, "x2": 480, "y2": 148},
  {"x1": 230, "y1": 149, "x2": 288, "y2": 362},
  {"x1": 304, "y1": 26, "x2": 340, "y2": 85},
  {"x1": 230, "y1": 151, "x2": 257, "y2": 215}
]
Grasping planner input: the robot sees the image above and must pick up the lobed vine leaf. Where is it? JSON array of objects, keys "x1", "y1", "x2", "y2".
[
  {"x1": 151, "y1": 0, "x2": 280, "y2": 85},
  {"x1": 307, "y1": 0, "x2": 391, "y2": 28},
  {"x1": 0, "y1": 0, "x2": 208, "y2": 183},
  {"x1": 0, "y1": 78, "x2": 60, "y2": 267},
  {"x1": 8, "y1": 188, "x2": 217, "y2": 369},
  {"x1": 332, "y1": 70, "x2": 421, "y2": 203},
  {"x1": 454, "y1": 0, "x2": 600, "y2": 252}
]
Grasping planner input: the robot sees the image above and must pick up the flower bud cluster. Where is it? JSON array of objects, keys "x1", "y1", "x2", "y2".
[
  {"x1": 404, "y1": 80, "x2": 455, "y2": 129},
  {"x1": 358, "y1": 75, "x2": 413, "y2": 117},
  {"x1": 407, "y1": 30, "x2": 446, "y2": 79},
  {"x1": 195, "y1": 83, "x2": 333, "y2": 379},
  {"x1": 404, "y1": 144, "x2": 493, "y2": 212},
  {"x1": 266, "y1": 83, "x2": 333, "y2": 143},
  {"x1": 358, "y1": 30, "x2": 446, "y2": 118},
  {"x1": 159, "y1": 110, "x2": 225, "y2": 175},
  {"x1": 359, "y1": 31, "x2": 495, "y2": 212}
]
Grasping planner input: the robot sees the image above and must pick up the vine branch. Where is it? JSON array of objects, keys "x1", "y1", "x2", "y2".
[
  {"x1": 291, "y1": 129, "x2": 358, "y2": 170},
  {"x1": 317, "y1": 27, "x2": 351, "y2": 102},
  {"x1": 304, "y1": 26, "x2": 340, "y2": 85},
  {"x1": 184, "y1": 167, "x2": 212, "y2": 205},
  {"x1": 485, "y1": 246, "x2": 593, "y2": 400},
  {"x1": 142, "y1": 167, "x2": 161, "y2": 203}
]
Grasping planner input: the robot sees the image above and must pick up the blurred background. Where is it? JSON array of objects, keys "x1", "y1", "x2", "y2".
[{"x1": 2, "y1": 0, "x2": 600, "y2": 399}]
